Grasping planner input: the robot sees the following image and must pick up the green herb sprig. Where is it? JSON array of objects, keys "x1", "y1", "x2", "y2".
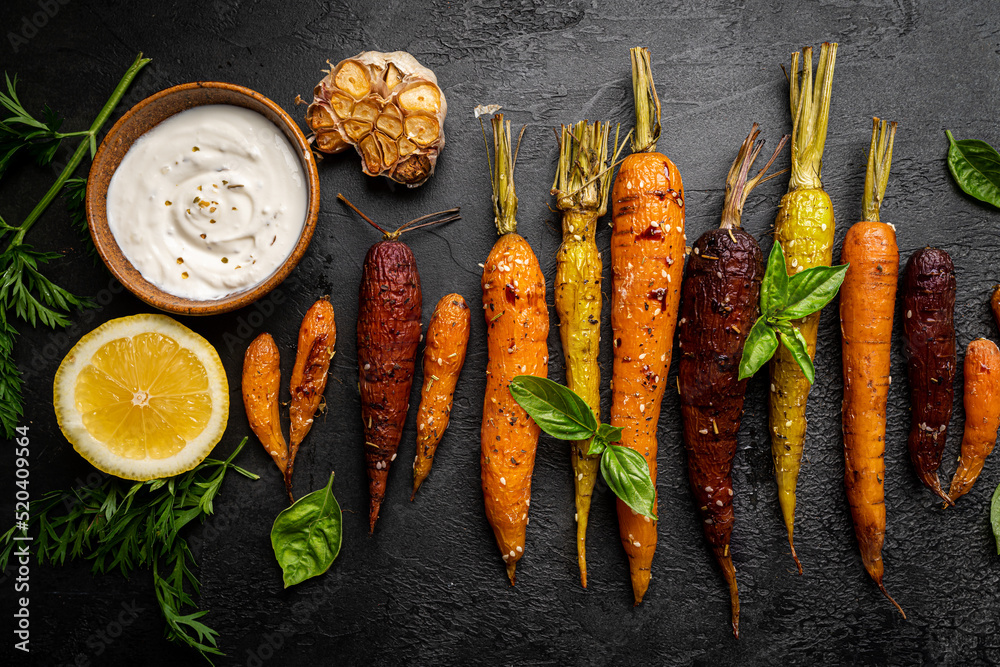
[
  {"x1": 0, "y1": 438, "x2": 258, "y2": 662},
  {"x1": 0, "y1": 73, "x2": 93, "y2": 177},
  {"x1": 270, "y1": 471, "x2": 342, "y2": 588},
  {"x1": 738, "y1": 242, "x2": 848, "y2": 382},
  {"x1": 509, "y1": 376, "x2": 656, "y2": 519},
  {"x1": 0, "y1": 53, "x2": 149, "y2": 438},
  {"x1": 945, "y1": 130, "x2": 1000, "y2": 209}
]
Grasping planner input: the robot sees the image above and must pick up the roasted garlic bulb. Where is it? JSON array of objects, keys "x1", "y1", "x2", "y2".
[{"x1": 306, "y1": 51, "x2": 447, "y2": 187}]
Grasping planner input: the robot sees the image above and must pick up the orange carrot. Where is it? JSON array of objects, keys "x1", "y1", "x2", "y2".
[
  {"x1": 480, "y1": 114, "x2": 549, "y2": 584},
  {"x1": 609, "y1": 47, "x2": 685, "y2": 605},
  {"x1": 287, "y1": 297, "x2": 336, "y2": 499},
  {"x1": 839, "y1": 117, "x2": 904, "y2": 617},
  {"x1": 948, "y1": 338, "x2": 1000, "y2": 503},
  {"x1": 243, "y1": 333, "x2": 287, "y2": 474},
  {"x1": 411, "y1": 293, "x2": 471, "y2": 498}
]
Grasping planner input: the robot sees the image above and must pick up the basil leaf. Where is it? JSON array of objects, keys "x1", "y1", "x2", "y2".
[
  {"x1": 992, "y1": 482, "x2": 1000, "y2": 555},
  {"x1": 587, "y1": 424, "x2": 622, "y2": 456},
  {"x1": 780, "y1": 263, "x2": 848, "y2": 320},
  {"x1": 738, "y1": 316, "x2": 779, "y2": 380},
  {"x1": 601, "y1": 445, "x2": 657, "y2": 520},
  {"x1": 760, "y1": 242, "x2": 788, "y2": 316},
  {"x1": 271, "y1": 471, "x2": 342, "y2": 588},
  {"x1": 587, "y1": 436, "x2": 606, "y2": 457},
  {"x1": 509, "y1": 376, "x2": 599, "y2": 441},
  {"x1": 597, "y1": 423, "x2": 622, "y2": 443},
  {"x1": 776, "y1": 322, "x2": 815, "y2": 384},
  {"x1": 946, "y1": 130, "x2": 1000, "y2": 209}
]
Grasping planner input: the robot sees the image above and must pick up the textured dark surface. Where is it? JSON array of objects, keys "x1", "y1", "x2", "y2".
[{"x1": 2, "y1": 0, "x2": 1000, "y2": 665}]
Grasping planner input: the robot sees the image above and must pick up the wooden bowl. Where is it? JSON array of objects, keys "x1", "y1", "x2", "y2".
[{"x1": 86, "y1": 82, "x2": 320, "y2": 316}]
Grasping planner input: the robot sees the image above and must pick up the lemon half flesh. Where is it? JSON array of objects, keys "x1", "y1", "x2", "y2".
[{"x1": 54, "y1": 314, "x2": 229, "y2": 480}]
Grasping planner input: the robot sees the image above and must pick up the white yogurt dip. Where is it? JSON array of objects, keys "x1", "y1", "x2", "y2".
[{"x1": 106, "y1": 104, "x2": 308, "y2": 301}]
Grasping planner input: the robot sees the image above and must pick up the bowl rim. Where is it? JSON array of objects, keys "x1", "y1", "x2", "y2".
[{"x1": 86, "y1": 81, "x2": 320, "y2": 316}]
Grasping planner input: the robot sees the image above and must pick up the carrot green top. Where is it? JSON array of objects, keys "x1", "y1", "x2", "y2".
[
  {"x1": 720, "y1": 124, "x2": 789, "y2": 230},
  {"x1": 484, "y1": 113, "x2": 522, "y2": 236},
  {"x1": 551, "y1": 120, "x2": 621, "y2": 216},
  {"x1": 862, "y1": 117, "x2": 897, "y2": 223},
  {"x1": 630, "y1": 47, "x2": 661, "y2": 154},
  {"x1": 787, "y1": 42, "x2": 837, "y2": 192}
]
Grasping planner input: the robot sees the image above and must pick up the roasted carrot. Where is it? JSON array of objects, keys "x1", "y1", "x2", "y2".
[
  {"x1": 948, "y1": 338, "x2": 1000, "y2": 503},
  {"x1": 411, "y1": 293, "x2": 471, "y2": 498},
  {"x1": 839, "y1": 117, "x2": 904, "y2": 617},
  {"x1": 551, "y1": 119, "x2": 618, "y2": 587},
  {"x1": 609, "y1": 47, "x2": 685, "y2": 605},
  {"x1": 480, "y1": 114, "x2": 549, "y2": 584},
  {"x1": 287, "y1": 297, "x2": 336, "y2": 500},
  {"x1": 902, "y1": 248, "x2": 956, "y2": 505},
  {"x1": 769, "y1": 43, "x2": 837, "y2": 572},
  {"x1": 341, "y1": 194, "x2": 460, "y2": 532},
  {"x1": 678, "y1": 125, "x2": 785, "y2": 639},
  {"x1": 243, "y1": 333, "x2": 288, "y2": 474}
]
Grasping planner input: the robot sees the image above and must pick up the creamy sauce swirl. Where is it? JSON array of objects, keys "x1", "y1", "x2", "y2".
[{"x1": 106, "y1": 104, "x2": 307, "y2": 301}]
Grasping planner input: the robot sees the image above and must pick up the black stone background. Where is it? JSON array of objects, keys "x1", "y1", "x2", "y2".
[{"x1": 1, "y1": 0, "x2": 999, "y2": 665}]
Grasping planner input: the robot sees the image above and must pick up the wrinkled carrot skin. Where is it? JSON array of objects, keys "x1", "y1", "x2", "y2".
[
  {"x1": 243, "y1": 333, "x2": 288, "y2": 472},
  {"x1": 902, "y1": 248, "x2": 955, "y2": 505},
  {"x1": 287, "y1": 297, "x2": 336, "y2": 499},
  {"x1": 358, "y1": 240, "x2": 422, "y2": 533},
  {"x1": 610, "y1": 151, "x2": 685, "y2": 604},
  {"x1": 555, "y1": 209, "x2": 603, "y2": 587},
  {"x1": 839, "y1": 220, "x2": 903, "y2": 615},
  {"x1": 412, "y1": 294, "x2": 471, "y2": 498},
  {"x1": 481, "y1": 232, "x2": 549, "y2": 584},
  {"x1": 948, "y1": 338, "x2": 1000, "y2": 502},
  {"x1": 678, "y1": 228, "x2": 763, "y2": 639}
]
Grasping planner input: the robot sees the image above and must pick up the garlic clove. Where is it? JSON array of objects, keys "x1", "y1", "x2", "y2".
[
  {"x1": 334, "y1": 60, "x2": 371, "y2": 100},
  {"x1": 375, "y1": 103, "x2": 404, "y2": 139},
  {"x1": 397, "y1": 82, "x2": 442, "y2": 115},
  {"x1": 404, "y1": 114, "x2": 440, "y2": 147}
]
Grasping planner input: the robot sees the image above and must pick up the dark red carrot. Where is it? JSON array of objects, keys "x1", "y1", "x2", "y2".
[
  {"x1": 902, "y1": 247, "x2": 956, "y2": 505},
  {"x1": 678, "y1": 124, "x2": 786, "y2": 639},
  {"x1": 340, "y1": 194, "x2": 459, "y2": 532}
]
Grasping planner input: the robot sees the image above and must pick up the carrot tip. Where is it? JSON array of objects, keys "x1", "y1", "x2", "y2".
[
  {"x1": 631, "y1": 572, "x2": 650, "y2": 606},
  {"x1": 787, "y1": 534, "x2": 803, "y2": 575},
  {"x1": 877, "y1": 581, "x2": 906, "y2": 619},
  {"x1": 369, "y1": 500, "x2": 382, "y2": 534}
]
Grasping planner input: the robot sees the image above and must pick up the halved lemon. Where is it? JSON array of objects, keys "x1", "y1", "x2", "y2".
[{"x1": 54, "y1": 314, "x2": 229, "y2": 480}]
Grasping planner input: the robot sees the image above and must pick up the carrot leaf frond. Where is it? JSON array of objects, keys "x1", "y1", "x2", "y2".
[
  {"x1": 630, "y1": 47, "x2": 661, "y2": 154},
  {"x1": 788, "y1": 42, "x2": 837, "y2": 191},
  {"x1": 721, "y1": 124, "x2": 789, "y2": 229},
  {"x1": 552, "y1": 120, "x2": 622, "y2": 216},
  {"x1": 485, "y1": 113, "x2": 521, "y2": 235},
  {"x1": 863, "y1": 116, "x2": 897, "y2": 222}
]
